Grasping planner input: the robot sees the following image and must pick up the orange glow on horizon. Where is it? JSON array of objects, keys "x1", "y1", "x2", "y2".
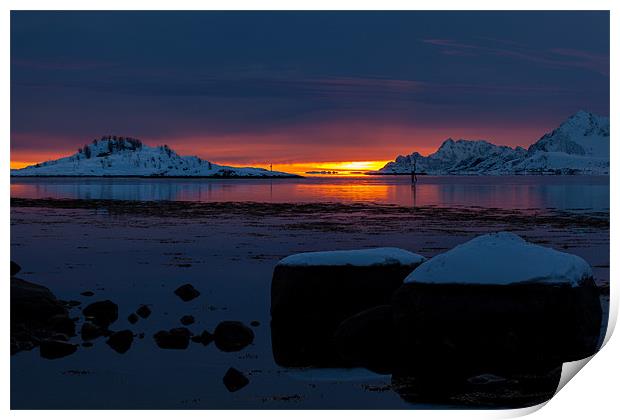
[
  {"x1": 11, "y1": 161, "x2": 39, "y2": 170},
  {"x1": 268, "y1": 161, "x2": 391, "y2": 175}
]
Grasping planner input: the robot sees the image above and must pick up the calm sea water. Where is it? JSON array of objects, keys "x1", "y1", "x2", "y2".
[{"x1": 10, "y1": 175, "x2": 610, "y2": 211}]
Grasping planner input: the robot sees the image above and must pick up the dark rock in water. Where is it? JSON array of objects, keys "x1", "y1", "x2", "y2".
[
  {"x1": 80, "y1": 291, "x2": 95, "y2": 297},
  {"x1": 106, "y1": 330, "x2": 134, "y2": 354},
  {"x1": 214, "y1": 321, "x2": 254, "y2": 352},
  {"x1": 180, "y1": 315, "x2": 195, "y2": 326},
  {"x1": 270, "y1": 248, "x2": 424, "y2": 367},
  {"x1": 393, "y1": 280, "x2": 602, "y2": 377},
  {"x1": 11, "y1": 278, "x2": 67, "y2": 322},
  {"x1": 174, "y1": 284, "x2": 200, "y2": 302},
  {"x1": 334, "y1": 305, "x2": 396, "y2": 373},
  {"x1": 222, "y1": 367, "x2": 249, "y2": 392},
  {"x1": 11, "y1": 277, "x2": 76, "y2": 355},
  {"x1": 81, "y1": 322, "x2": 105, "y2": 341},
  {"x1": 82, "y1": 300, "x2": 118, "y2": 327},
  {"x1": 40, "y1": 340, "x2": 78, "y2": 359},
  {"x1": 250, "y1": 320, "x2": 260, "y2": 327},
  {"x1": 11, "y1": 261, "x2": 21, "y2": 276},
  {"x1": 82, "y1": 342, "x2": 93, "y2": 348},
  {"x1": 191, "y1": 330, "x2": 214, "y2": 346},
  {"x1": 136, "y1": 305, "x2": 151, "y2": 319},
  {"x1": 128, "y1": 313, "x2": 139, "y2": 324},
  {"x1": 49, "y1": 314, "x2": 76, "y2": 336},
  {"x1": 392, "y1": 233, "x2": 603, "y2": 379},
  {"x1": 392, "y1": 366, "x2": 562, "y2": 408},
  {"x1": 154, "y1": 327, "x2": 191, "y2": 349}
]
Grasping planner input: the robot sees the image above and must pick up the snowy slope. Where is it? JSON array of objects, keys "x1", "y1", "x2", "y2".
[
  {"x1": 377, "y1": 111, "x2": 609, "y2": 175},
  {"x1": 11, "y1": 137, "x2": 299, "y2": 177}
]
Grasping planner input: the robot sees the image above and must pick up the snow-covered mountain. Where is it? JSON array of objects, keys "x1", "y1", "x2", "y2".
[
  {"x1": 377, "y1": 111, "x2": 609, "y2": 175},
  {"x1": 11, "y1": 137, "x2": 299, "y2": 177}
]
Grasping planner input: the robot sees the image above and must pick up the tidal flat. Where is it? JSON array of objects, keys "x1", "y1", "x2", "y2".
[{"x1": 10, "y1": 198, "x2": 609, "y2": 409}]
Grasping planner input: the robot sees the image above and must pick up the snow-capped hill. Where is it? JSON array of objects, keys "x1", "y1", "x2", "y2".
[
  {"x1": 528, "y1": 110, "x2": 609, "y2": 157},
  {"x1": 377, "y1": 111, "x2": 609, "y2": 175},
  {"x1": 380, "y1": 138, "x2": 525, "y2": 175},
  {"x1": 11, "y1": 136, "x2": 299, "y2": 178}
]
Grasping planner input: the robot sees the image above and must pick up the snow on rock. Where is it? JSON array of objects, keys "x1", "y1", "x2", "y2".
[
  {"x1": 391, "y1": 232, "x2": 602, "y2": 379},
  {"x1": 11, "y1": 136, "x2": 299, "y2": 178},
  {"x1": 271, "y1": 247, "x2": 424, "y2": 368},
  {"x1": 277, "y1": 247, "x2": 425, "y2": 268},
  {"x1": 405, "y1": 232, "x2": 592, "y2": 286},
  {"x1": 377, "y1": 111, "x2": 609, "y2": 175}
]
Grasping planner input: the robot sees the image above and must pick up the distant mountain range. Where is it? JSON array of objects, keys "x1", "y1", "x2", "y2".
[
  {"x1": 376, "y1": 111, "x2": 609, "y2": 175},
  {"x1": 11, "y1": 137, "x2": 299, "y2": 178}
]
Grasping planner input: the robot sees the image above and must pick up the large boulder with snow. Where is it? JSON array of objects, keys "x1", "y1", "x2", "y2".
[
  {"x1": 271, "y1": 247, "x2": 425, "y2": 367},
  {"x1": 392, "y1": 232, "x2": 602, "y2": 378}
]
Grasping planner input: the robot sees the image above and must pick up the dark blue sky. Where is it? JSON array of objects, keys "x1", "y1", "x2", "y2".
[{"x1": 11, "y1": 11, "x2": 609, "y2": 167}]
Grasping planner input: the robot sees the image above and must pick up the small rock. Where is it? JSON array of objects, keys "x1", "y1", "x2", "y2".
[
  {"x1": 214, "y1": 321, "x2": 254, "y2": 352},
  {"x1": 174, "y1": 284, "x2": 200, "y2": 302},
  {"x1": 223, "y1": 367, "x2": 249, "y2": 392},
  {"x1": 81, "y1": 322, "x2": 105, "y2": 341},
  {"x1": 180, "y1": 315, "x2": 195, "y2": 326},
  {"x1": 80, "y1": 291, "x2": 94, "y2": 297},
  {"x1": 191, "y1": 330, "x2": 214, "y2": 346},
  {"x1": 138, "y1": 333, "x2": 145, "y2": 339},
  {"x1": 128, "y1": 313, "x2": 139, "y2": 324},
  {"x1": 40, "y1": 340, "x2": 77, "y2": 359},
  {"x1": 11, "y1": 261, "x2": 22, "y2": 276},
  {"x1": 154, "y1": 328, "x2": 191, "y2": 349},
  {"x1": 82, "y1": 300, "x2": 118, "y2": 327},
  {"x1": 106, "y1": 330, "x2": 134, "y2": 354},
  {"x1": 136, "y1": 305, "x2": 151, "y2": 319},
  {"x1": 250, "y1": 320, "x2": 260, "y2": 327}
]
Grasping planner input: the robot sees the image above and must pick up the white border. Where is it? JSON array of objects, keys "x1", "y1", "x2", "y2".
[{"x1": 2, "y1": 2, "x2": 616, "y2": 420}]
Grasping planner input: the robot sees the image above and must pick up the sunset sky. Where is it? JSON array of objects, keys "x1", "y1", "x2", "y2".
[{"x1": 10, "y1": 11, "x2": 609, "y2": 173}]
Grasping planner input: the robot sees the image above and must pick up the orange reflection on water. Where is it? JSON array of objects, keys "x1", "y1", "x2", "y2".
[
  {"x1": 290, "y1": 179, "x2": 395, "y2": 203},
  {"x1": 10, "y1": 176, "x2": 609, "y2": 211}
]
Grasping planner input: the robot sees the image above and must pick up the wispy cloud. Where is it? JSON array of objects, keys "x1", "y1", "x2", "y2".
[{"x1": 423, "y1": 38, "x2": 609, "y2": 76}]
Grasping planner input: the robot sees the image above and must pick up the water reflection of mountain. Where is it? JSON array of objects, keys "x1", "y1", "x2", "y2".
[{"x1": 10, "y1": 176, "x2": 609, "y2": 212}]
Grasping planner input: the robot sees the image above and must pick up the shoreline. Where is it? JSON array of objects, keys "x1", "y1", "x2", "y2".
[
  {"x1": 10, "y1": 174, "x2": 304, "y2": 179},
  {"x1": 365, "y1": 172, "x2": 610, "y2": 176},
  {"x1": 10, "y1": 197, "x2": 609, "y2": 230}
]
